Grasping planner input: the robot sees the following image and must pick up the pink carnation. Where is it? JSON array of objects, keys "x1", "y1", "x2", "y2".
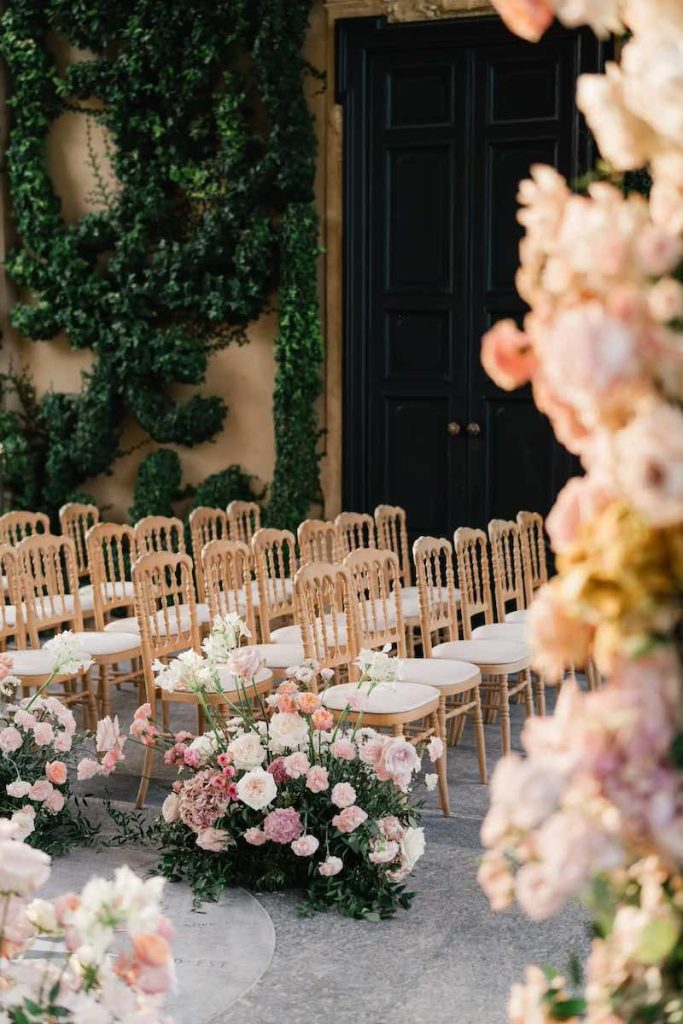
[
  {"x1": 32, "y1": 722, "x2": 54, "y2": 747},
  {"x1": 0, "y1": 727, "x2": 23, "y2": 754},
  {"x1": 305, "y1": 766, "x2": 329, "y2": 793},
  {"x1": 331, "y1": 737, "x2": 356, "y2": 761},
  {"x1": 267, "y1": 757, "x2": 289, "y2": 783},
  {"x1": 332, "y1": 805, "x2": 368, "y2": 834},
  {"x1": 283, "y1": 752, "x2": 310, "y2": 779},
  {"x1": 45, "y1": 789, "x2": 65, "y2": 814},
  {"x1": 6, "y1": 780, "x2": 31, "y2": 799},
  {"x1": 28, "y1": 780, "x2": 53, "y2": 803},
  {"x1": 291, "y1": 834, "x2": 320, "y2": 857},
  {"x1": 318, "y1": 856, "x2": 343, "y2": 877},
  {"x1": 331, "y1": 782, "x2": 356, "y2": 808},
  {"x1": 77, "y1": 757, "x2": 101, "y2": 781},
  {"x1": 244, "y1": 827, "x2": 267, "y2": 846},
  {"x1": 263, "y1": 807, "x2": 303, "y2": 844}
]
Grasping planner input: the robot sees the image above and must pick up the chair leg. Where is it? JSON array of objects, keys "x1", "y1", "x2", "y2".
[
  {"x1": 197, "y1": 704, "x2": 205, "y2": 734},
  {"x1": 85, "y1": 670, "x2": 98, "y2": 732},
  {"x1": 522, "y1": 670, "x2": 534, "y2": 719},
  {"x1": 99, "y1": 663, "x2": 111, "y2": 719},
  {"x1": 161, "y1": 703, "x2": 170, "y2": 731},
  {"x1": 472, "y1": 689, "x2": 487, "y2": 784},
  {"x1": 498, "y1": 674, "x2": 511, "y2": 757},
  {"x1": 136, "y1": 743, "x2": 155, "y2": 809},
  {"x1": 534, "y1": 673, "x2": 546, "y2": 716},
  {"x1": 433, "y1": 708, "x2": 449, "y2": 818}
]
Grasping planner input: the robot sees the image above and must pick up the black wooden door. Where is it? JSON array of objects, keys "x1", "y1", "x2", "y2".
[{"x1": 339, "y1": 15, "x2": 604, "y2": 538}]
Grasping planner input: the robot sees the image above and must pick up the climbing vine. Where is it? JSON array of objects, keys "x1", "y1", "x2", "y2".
[{"x1": 0, "y1": 0, "x2": 323, "y2": 529}]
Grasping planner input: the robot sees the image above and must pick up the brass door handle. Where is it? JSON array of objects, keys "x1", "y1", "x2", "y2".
[
  {"x1": 466, "y1": 422, "x2": 481, "y2": 437},
  {"x1": 447, "y1": 421, "x2": 462, "y2": 436}
]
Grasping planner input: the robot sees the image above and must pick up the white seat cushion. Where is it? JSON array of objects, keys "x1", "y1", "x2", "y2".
[
  {"x1": 322, "y1": 681, "x2": 439, "y2": 714},
  {"x1": 248, "y1": 578, "x2": 293, "y2": 609},
  {"x1": 505, "y1": 609, "x2": 528, "y2": 624},
  {"x1": 99, "y1": 580, "x2": 135, "y2": 601},
  {"x1": 432, "y1": 639, "x2": 529, "y2": 667},
  {"x1": 68, "y1": 631, "x2": 140, "y2": 657},
  {"x1": 31, "y1": 592, "x2": 95, "y2": 619},
  {"x1": 400, "y1": 658, "x2": 480, "y2": 690},
  {"x1": 105, "y1": 603, "x2": 210, "y2": 635},
  {"x1": 271, "y1": 613, "x2": 348, "y2": 645},
  {"x1": 472, "y1": 623, "x2": 528, "y2": 643},
  {"x1": 251, "y1": 643, "x2": 306, "y2": 669},
  {"x1": 400, "y1": 586, "x2": 420, "y2": 619},
  {"x1": 8, "y1": 649, "x2": 62, "y2": 678}
]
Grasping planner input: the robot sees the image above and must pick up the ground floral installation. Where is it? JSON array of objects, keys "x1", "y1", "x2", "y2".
[
  {"x1": 0, "y1": 634, "x2": 127, "y2": 856},
  {"x1": 480, "y1": 0, "x2": 683, "y2": 1021},
  {"x1": 128, "y1": 613, "x2": 439, "y2": 920},
  {"x1": 0, "y1": 819, "x2": 176, "y2": 1022}
]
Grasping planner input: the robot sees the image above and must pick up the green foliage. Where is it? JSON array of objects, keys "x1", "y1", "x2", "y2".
[
  {"x1": 0, "y1": 0, "x2": 323, "y2": 522},
  {"x1": 191, "y1": 466, "x2": 259, "y2": 511},
  {"x1": 128, "y1": 450, "x2": 186, "y2": 522}
]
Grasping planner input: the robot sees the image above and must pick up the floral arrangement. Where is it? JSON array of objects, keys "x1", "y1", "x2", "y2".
[
  {"x1": 1, "y1": 633, "x2": 126, "y2": 855},
  {"x1": 129, "y1": 623, "x2": 439, "y2": 918},
  {"x1": 479, "y1": 0, "x2": 683, "y2": 1021},
  {"x1": 0, "y1": 819, "x2": 176, "y2": 1022}
]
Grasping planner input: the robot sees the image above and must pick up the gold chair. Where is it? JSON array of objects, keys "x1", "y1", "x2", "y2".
[
  {"x1": 188, "y1": 507, "x2": 228, "y2": 601},
  {"x1": 86, "y1": 523, "x2": 141, "y2": 690},
  {"x1": 295, "y1": 562, "x2": 447, "y2": 814},
  {"x1": 133, "y1": 550, "x2": 272, "y2": 807},
  {"x1": 517, "y1": 510, "x2": 548, "y2": 607},
  {"x1": 297, "y1": 518, "x2": 341, "y2": 566},
  {"x1": 334, "y1": 511, "x2": 376, "y2": 558},
  {"x1": 487, "y1": 519, "x2": 528, "y2": 624},
  {"x1": 201, "y1": 539, "x2": 305, "y2": 676},
  {"x1": 227, "y1": 500, "x2": 261, "y2": 546},
  {"x1": 59, "y1": 502, "x2": 99, "y2": 582},
  {"x1": 17, "y1": 534, "x2": 139, "y2": 721},
  {"x1": 374, "y1": 503, "x2": 436, "y2": 654},
  {"x1": 414, "y1": 535, "x2": 532, "y2": 757},
  {"x1": 0, "y1": 510, "x2": 51, "y2": 547},
  {"x1": 345, "y1": 547, "x2": 486, "y2": 799},
  {"x1": 252, "y1": 528, "x2": 297, "y2": 643},
  {"x1": 134, "y1": 515, "x2": 186, "y2": 556}
]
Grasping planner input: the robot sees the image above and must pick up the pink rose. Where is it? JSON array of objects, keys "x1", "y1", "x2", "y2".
[
  {"x1": 358, "y1": 735, "x2": 385, "y2": 767},
  {"x1": 490, "y1": 0, "x2": 553, "y2": 41},
  {"x1": 332, "y1": 805, "x2": 368, "y2": 834},
  {"x1": 244, "y1": 827, "x2": 267, "y2": 846},
  {"x1": 296, "y1": 692, "x2": 320, "y2": 714},
  {"x1": 196, "y1": 827, "x2": 230, "y2": 852},
  {"x1": 263, "y1": 808, "x2": 303, "y2": 844},
  {"x1": 45, "y1": 789, "x2": 65, "y2": 814},
  {"x1": 482, "y1": 319, "x2": 537, "y2": 390},
  {"x1": 614, "y1": 400, "x2": 683, "y2": 528},
  {"x1": 305, "y1": 766, "x2": 329, "y2": 793},
  {"x1": 331, "y1": 782, "x2": 356, "y2": 808},
  {"x1": 318, "y1": 856, "x2": 343, "y2": 877},
  {"x1": 527, "y1": 584, "x2": 593, "y2": 682},
  {"x1": 28, "y1": 780, "x2": 53, "y2": 803},
  {"x1": 283, "y1": 752, "x2": 310, "y2": 779},
  {"x1": 6, "y1": 780, "x2": 31, "y2": 799},
  {"x1": 533, "y1": 374, "x2": 590, "y2": 456},
  {"x1": 427, "y1": 737, "x2": 444, "y2": 763},
  {"x1": 376, "y1": 737, "x2": 421, "y2": 786},
  {"x1": 45, "y1": 761, "x2": 68, "y2": 786},
  {"x1": 227, "y1": 647, "x2": 263, "y2": 680},
  {"x1": 311, "y1": 708, "x2": 334, "y2": 731},
  {"x1": 369, "y1": 839, "x2": 400, "y2": 866},
  {"x1": 331, "y1": 737, "x2": 356, "y2": 761},
  {"x1": 378, "y1": 815, "x2": 405, "y2": 842},
  {"x1": 291, "y1": 834, "x2": 320, "y2": 857},
  {"x1": 546, "y1": 473, "x2": 613, "y2": 554}
]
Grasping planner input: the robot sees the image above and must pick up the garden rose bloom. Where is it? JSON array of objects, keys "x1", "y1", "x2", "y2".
[
  {"x1": 96, "y1": 715, "x2": 123, "y2": 754},
  {"x1": 268, "y1": 711, "x2": 309, "y2": 752},
  {"x1": 6, "y1": 780, "x2": 31, "y2": 799},
  {"x1": 369, "y1": 839, "x2": 399, "y2": 865},
  {"x1": 235, "y1": 767, "x2": 277, "y2": 811},
  {"x1": 527, "y1": 583, "x2": 593, "y2": 681},
  {"x1": 399, "y1": 826, "x2": 426, "y2": 872},
  {"x1": 196, "y1": 827, "x2": 230, "y2": 852},
  {"x1": 358, "y1": 734, "x2": 385, "y2": 767},
  {"x1": 227, "y1": 646, "x2": 263, "y2": 680},
  {"x1": 481, "y1": 319, "x2": 537, "y2": 390},
  {"x1": 491, "y1": 0, "x2": 554, "y2": 41},
  {"x1": 45, "y1": 761, "x2": 67, "y2": 786},
  {"x1": 376, "y1": 737, "x2": 421, "y2": 788},
  {"x1": 45, "y1": 790, "x2": 65, "y2": 814},
  {"x1": 291, "y1": 834, "x2": 319, "y2": 857},
  {"x1": 378, "y1": 815, "x2": 405, "y2": 842},
  {"x1": 283, "y1": 751, "x2": 310, "y2": 779},
  {"x1": 227, "y1": 732, "x2": 266, "y2": 770},
  {"x1": 331, "y1": 782, "x2": 356, "y2": 808},
  {"x1": 647, "y1": 277, "x2": 683, "y2": 322},
  {"x1": 331, "y1": 737, "x2": 356, "y2": 761},
  {"x1": 305, "y1": 766, "x2": 329, "y2": 793},
  {"x1": 0, "y1": 726, "x2": 23, "y2": 754},
  {"x1": 244, "y1": 827, "x2": 267, "y2": 846},
  {"x1": 162, "y1": 794, "x2": 180, "y2": 823},
  {"x1": 546, "y1": 474, "x2": 613, "y2": 553},
  {"x1": 332, "y1": 805, "x2": 368, "y2": 834},
  {"x1": 0, "y1": 826, "x2": 51, "y2": 895},
  {"x1": 318, "y1": 856, "x2": 343, "y2": 877},
  {"x1": 133, "y1": 932, "x2": 171, "y2": 968},
  {"x1": 297, "y1": 691, "x2": 320, "y2": 714},
  {"x1": 613, "y1": 400, "x2": 683, "y2": 527},
  {"x1": 311, "y1": 708, "x2": 334, "y2": 732},
  {"x1": 263, "y1": 808, "x2": 303, "y2": 844},
  {"x1": 28, "y1": 780, "x2": 53, "y2": 803}
]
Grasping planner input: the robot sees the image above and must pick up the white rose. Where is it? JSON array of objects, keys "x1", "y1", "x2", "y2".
[
  {"x1": 189, "y1": 732, "x2": 220, "y2": 765},
  {"x1": 228, "y1": 732, "x2": 267, "y2": 770},
  {"x1": 0, "y1": 825, "x2": 50, "y2": 895},
  {"x1": 267, "y1": 712, "x2": 309, "y2": 754},
  {"x1": 399, "y1": 827, "x2": 426, "y2": 873},
  {"x1": 235, "y1": 767, "x2": 277, "y2": 811},
  {"x1": 26, "y1": 898, "x2": 58, "y2": 933},
  {"x1": 10, "y1": 805, "x2": 36, "y2": 842},
  {"x1": 162, "y1": 794, "x2": 180, "y2": 823}
]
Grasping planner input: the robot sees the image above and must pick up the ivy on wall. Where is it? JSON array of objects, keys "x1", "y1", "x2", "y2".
[{"x1": 0, "y1": 0, "x2": 323, "y2": 530}]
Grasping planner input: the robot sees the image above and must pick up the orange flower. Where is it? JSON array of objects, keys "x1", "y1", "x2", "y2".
[
  {"x1": 481, "y1": 319, "x2": 537, "y2": 391},
  {"x1": 491, "y1": 0, "x2": 554, "y2": 42}
]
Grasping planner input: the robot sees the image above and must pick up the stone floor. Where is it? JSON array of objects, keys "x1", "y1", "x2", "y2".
[{"x1": 58, "y1": 684, "x2": 588, "y2": 1024}]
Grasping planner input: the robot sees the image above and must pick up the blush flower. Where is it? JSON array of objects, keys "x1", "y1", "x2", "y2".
[
  {"x1": 244, "y1": 827, "x2": 267, "y2": 846},
  {"x1": 305, "y1": 766, "x2": 329, "y2": 793},
  {"x1": 331, "y1": 782, "x2": 356, "y2": 808},
  {"x1": 311, "y1": 708, "x2": 334, "y2": 731},
  {"x1": 235, "y1": 767, "x2": 277, "y2": 811},
  {"x1": 283, "y1": 751, "x2": 310, "y2": 779},
  {"x1": 332, "y1": 805, "x2": 368, "y2": 834},
  {"x1": 196, "y1": 827, "x2": 231, "y2": 852},
  {"x1": 291, "y1": 835, "x2": 320, "y2": 857},
  {"x1": 45, "y1": 761, "x2": 67, "y2": 786},
  {"x1": 318, "y1": 856, "x2": 343, "y2": 877},
  {"x1": 482, "y1": 319, "x2": 537, "y2": 390},
  {"x1": 331, "y1": 737, "x2": 356, "y2": 761},
  {"x1": 263, "y1": 808, "x2": 303, "y2": 844}
]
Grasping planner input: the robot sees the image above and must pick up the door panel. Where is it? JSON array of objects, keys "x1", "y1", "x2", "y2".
[{"x1": 339, "y1": 16, "x2": 604, "y2": 538}]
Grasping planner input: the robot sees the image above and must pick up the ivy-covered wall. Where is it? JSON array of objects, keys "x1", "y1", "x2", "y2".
[{"x1": 0, "y1": 0, "x2": 324, "y2": 530}]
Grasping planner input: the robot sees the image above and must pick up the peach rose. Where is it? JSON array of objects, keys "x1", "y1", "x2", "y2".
[
  {"x1": 45, "y1": 761, "x2": 67, "y2": 786},
  {"x1": 481, "y1": 319, "x2": 537, "y2": 391},
  {"x1": 546, "y1": 474, "x2": 613, "y2": 553},
  {"x1": 227, "y1": 646, "x2": 263, "y2": 681},
  {"x1": 311, "y1": 708, "x2": 334, "y2": 731},
  {"x1": 296, "y1": 691, "x2": 321, "y2": 714},
  {"x1": 332, "y1": 805, "x2": 368, "y2": 834},
  {"x1": 491, "y1": 0, "x2": 554, "y2": 41},
  {"x1": 527, "y1": 584, "x2": 593, "y2": 681},
  {"x1": 196, "y1": 827, "x2": 230, "y2": 852},
  {"x1": 244, "y1": 827, "x2": 267, "y2": 846}
]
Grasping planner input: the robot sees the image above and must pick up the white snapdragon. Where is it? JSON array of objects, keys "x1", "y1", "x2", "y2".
[
  {"x1": 201, "y1": 613, "x2": 251, "y2": 662},
  {"x1": 43, "y1": 631, "x2": 93, "y2": 676}
]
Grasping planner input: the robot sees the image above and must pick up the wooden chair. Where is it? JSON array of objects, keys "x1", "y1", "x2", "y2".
[
  {"x1": 227, "y1": 500, "x2": 261, "y2": 546},
  {"x1": 17, "y1": 534, "x2": 140, "y2": 721},
  {"x1": 297, "y1": 518, "x2": 341, "y2": 566},
  {"x1": 251, "y1": 528, "x2": 297, "y2": 643},
  {"x1": 134, "y1": 515, "x2": 186, "y2": 556},
  {"x1": 335, "y1": 511, "x2": 376, "y2": 558},
  {"x1": 189, "y1": 507, "x2": 229, "y2": 600},
  {"x1": 133, "y1": 550, "x2": 272, "y2": 807},
  {"x1": 297, "y1": 562, "x2": 447, "y2": 814},
  {"x1": 488, "y1": 519, "x2": 528, "y2": 624},
  {"x1": 374, "y1": 503, "x2": 431, "y2": 654},
  {"x1": 345, "y1": 547, "x2": 486, "y2": 798},
  {"x1": 517, "y1": 510, "x2": 548, "y2": 607},
  {"x1": 0, "y1": 510, "x2": 50, "y2": 547},
  {"x1": 201, "y1": 539, "x2": 305, "y2": 677},
  {"x1": 414, "y1": 535, "x2": 532, "y2": 757},
  {"x1": 86, "y1": 523, "x2": 141, "y2": 688},
  {"x1": 0, "y1": 544, "x2": 94, "y2": 715},
  {"x1": 59, "y1": 502, "x2": 99, "y2": 582}
]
